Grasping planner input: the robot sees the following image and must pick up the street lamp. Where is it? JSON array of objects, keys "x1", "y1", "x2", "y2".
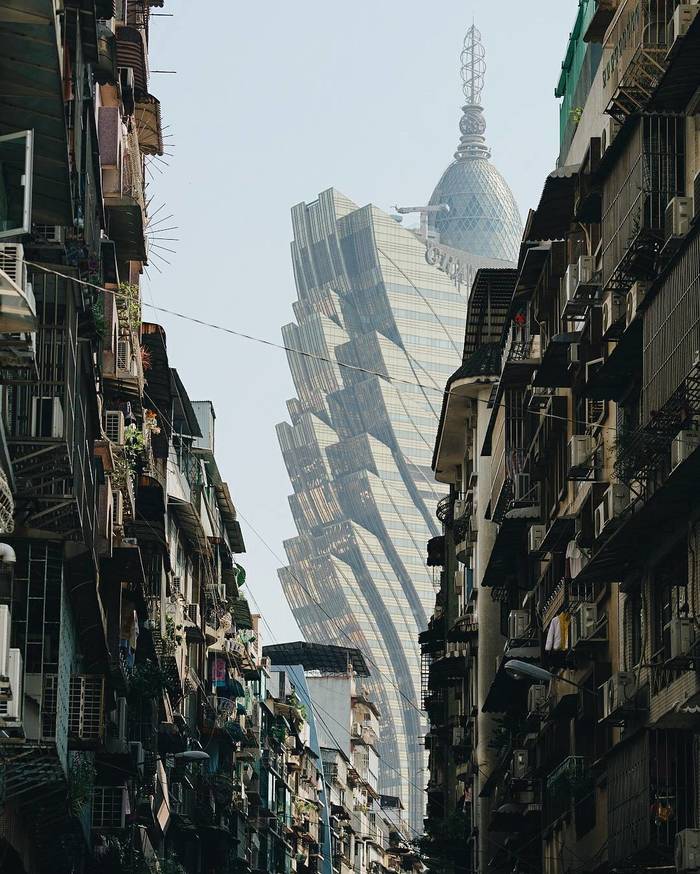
[{"x1": 504, "y1": 658, "x2": 596, "y2": 697}]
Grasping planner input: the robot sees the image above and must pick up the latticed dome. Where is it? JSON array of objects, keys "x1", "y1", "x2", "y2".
[
  {"x1": 429, "y1": 157, "x2": 522, "y2": 262},
  {"x1": 428, "y1": 23, "x2": 523, "y2": 263}
]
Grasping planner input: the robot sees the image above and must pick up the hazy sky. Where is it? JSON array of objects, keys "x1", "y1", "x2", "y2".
[{"x1": 147, "y1": 1, "x2": 576, "y2": 643}]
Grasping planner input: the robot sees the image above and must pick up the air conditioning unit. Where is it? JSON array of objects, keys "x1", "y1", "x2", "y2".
[
  {"x1": 671, "y1": 427, "x2": 700, "y2": 469},
  {"x1": 594, "y1": 484, "x2": 629, "y2": 537},
  {"x1": 112, "y1": 490, "x2": 124, "y2": 528},
  {"x1": 105, "y1": 410, "x2": 125, "y2": 444},
  {"x1": 562, "y1": 263, "x2": 578, "y2": 308},
  {"x1": 571, "y1": 604, "x2": 598, "y2": 647},
  {"x1": 665, "y1": 196, "x2": 693, "y2": 240},
  {"x1": 508, "y1": 609, "x2": 530, "y2": 640},
  {"x1": 568, "y1": 435, "x2": 596, "y2": 477},
  {"x1": 186, "y1": 603, "x2": 201, "y2": 626},
  {"x1": 0, "y1": 604, "x2": 10, "y2": 684},
  {"x1": 670, "y1": 617, "x2": 696, "y2": 659},
  {"x1": 129, "y1": 740, "x2": 145, "y2": 775},
  {"x1": 527, "y1": 684, "x2": 548, "y2": 715},
  {"x1": 116, "y1": 338, "x2": 132, "y2": 373},
  {"x1": 0, "y1": 243, "x2": 24, "y2": 285},
  {"x1": 528, "y1": 524, "x2": 546, "y2": 554},
  {"x1": 675, "y1": 828, "x2": 700, "y2": 873},
  {"x1": 33, "y1": 224, "x2": 65, "y2": 245},
  {"x1": 171, "y1": 576, "x2": 182, "y2": 595},
  {"x1": 669, "y1": 4, "x2": 700, "y2": 50},
  {"x1": 602, "y1": 292, "x2": 625, "y2": 335},
  {"x1": 511, "y1": 749, "x2": 529, "y2": 780},
  {"x1": 577, "y1": 254, "x2": 595, "y2": 287},
  {"x1": 601, "y1": 671, "x2": 636, "y2": 720},
  {"x1": 216, "y1": 583, "x2": 228, "y2": 604},
  {"x1": 568, "y1": 343, "x2": 581, "y2": 368},
  {"x1": 453, "y1": 498, "x2": 467, "y2": 520},
  {"x1": 0, "y1": 648, "x2": 22, "y2": 722},
  {"x1": 31, "y1": 396, "x2": 64, "y2": 439},
  {"x1": 116, "y1": 696, "x2": 127, "y2": 743},
  {"x1": 625, "y1": 281, "x2": 648, "y2": 327},
  {"x1": 513, "y1": 473, "x2": 535, "y2": 502},
  {"x1": 601, "y1": 116, "x2": 620, "y2": 155}
]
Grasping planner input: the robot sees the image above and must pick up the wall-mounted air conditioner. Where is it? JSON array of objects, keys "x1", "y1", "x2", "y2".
[
  {"x1": 514, "y1": 473, "x2": 535, "y2": 503},
  {"x1": 129, "y1": 740, "x2": 145, "y2": 776},
  {"x1": 601, "y1": 671, "x2": 636, "y2": 720},
  {"x1": 0, "y1": 648, "x2": 23, "y2": 723},
  {"x1": 528, "y1": 524, "x2": 546, "y2": 555},
  {"x1": 669, "y1": 4, "x2": 700, "y2": 51},
  {"x1": 625, "y1": 281, "x2": 649, "y2": 327},
  {"x1": 508, "y1": 609, "x2": 529, "y2": 640},
  {"x1": 116, "y1": 696, "x2": 127, "y2": 744},
  {"x1": 527, "y1": 684, "x2": 548, "y2": 715},
  {"x1": 675, "y1": 828, "x2": 700, "y2": 873},
  {"x1": 665, "y1": 196, "x2": 693, "y2": 240},
  {"x1": 602, "y1": 292, "x2": 625, "y2": 336},
  {"x1": 511, "y1": 749, "x2": 529, "y2": 781},
  {"x1": 670, "y1": 617, "x2": 696, "y2": 659},
  {"x1": 571, "y1": 604, "x2": 598, "y2": 648},
  {"x1": 577, "y1": 255, "x2": 595, "y2": 287},
  {"x1": 31, "y1": 396, "x2": 64, "y2": 439},
  {"x1": 671, "y1": 427, "x2": 700, "y2": 469},
  {"x1": 601, "y1": 116, "x2": 620, "y2": 155},
  {"x1": 186, "y1": 603, "x2": 201, "y2": 626},
  {"x1": 33, "y1": 225, "x2": 65, "y2": 245},
  {"x1": 594, "y1": 484, "x2": 629, "y2": 538},
  {"x1": 568, "y1": 343, "x2": 581, "y2": 369},
  {"x1": 0, "y1": 604, "x2": 10, "y2": 684},
  {"x1": 105, "y1": 410, "x2": 125, "y2": 444},
  {"x1": 112, "y1": 490, "x2": 124, "y2": 528},
  {"x1": 567, "y1": 435, "x2": 596, "y2": 478},
  {"x1": 116, "y1": 338, "x2": 133, "y2": 374}
]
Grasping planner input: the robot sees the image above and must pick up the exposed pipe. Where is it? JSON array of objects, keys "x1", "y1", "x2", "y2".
[{"x1": 0, "y1": 543, "x2": 16, "y2": 564}]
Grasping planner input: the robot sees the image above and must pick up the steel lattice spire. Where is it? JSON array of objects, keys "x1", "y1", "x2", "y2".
[
  {"x1": 460, "y1": 23, "x2": 486, "y2": 106},
  {"x1": 455, "y1": 22, "x2": 490, "y2": 160}
]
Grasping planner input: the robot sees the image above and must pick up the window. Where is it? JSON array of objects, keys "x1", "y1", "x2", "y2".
[
  {"x1": 0, "y1": 130, "x2": 33, "y2": 238},
  {"x1": 653, "y1": 539, "x2": 689, "y2": 662}
]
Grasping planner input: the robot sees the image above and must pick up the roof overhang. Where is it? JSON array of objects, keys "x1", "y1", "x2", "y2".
[
  {"x1": 525, "y1": 165, "x2": 580, "y2": 242},
  {"x1": 433, "y1": 375, "x2": 494, "y2": 483}
]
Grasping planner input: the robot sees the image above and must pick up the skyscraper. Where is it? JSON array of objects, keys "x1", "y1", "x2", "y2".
[{"x1": 277, "y1": 25, "x2": 522, "y2": 831}]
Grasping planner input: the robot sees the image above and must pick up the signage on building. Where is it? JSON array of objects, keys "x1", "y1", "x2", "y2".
[
  {"x1": 600, "y1": 0, "x2": 642, "y2": 102},
  {"x1": 424, "y1": 243, "x2": 475, "y2": 290}
]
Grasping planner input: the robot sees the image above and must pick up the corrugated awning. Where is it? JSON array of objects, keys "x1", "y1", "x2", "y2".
[
  {"x1": 116, "y1": 25, "x2": 148, "y2": 93},
  {"x1": 525, "y1": 166, "x2": 580, "y2": 243},
  {"x1": 135, "y1": 94, "x2": 163, "y2": 156}
]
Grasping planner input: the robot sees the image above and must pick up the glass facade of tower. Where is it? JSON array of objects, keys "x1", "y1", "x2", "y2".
[{"x1": 277, "y1": 188, "x2": 517, "y2": 830}]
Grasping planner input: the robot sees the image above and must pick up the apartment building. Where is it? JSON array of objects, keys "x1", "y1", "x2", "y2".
[
  {"x1": 264, "y1": 642, "x2": 420, "y2": 874},
  {"x1": 422, "y1": 2, "x2": 700, "y2": 873}
]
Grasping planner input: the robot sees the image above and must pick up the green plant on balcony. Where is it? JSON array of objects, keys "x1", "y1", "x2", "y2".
[
  {"x1": 163, "y1": 614, "x2": 184, "y2": 655},
  {"x1": 67, "y1": 754, "x2": 96, "y2": 817},
  {"x1": 129, "y1": 660, "x2": 168, "y2": 700},
  {"x1": 117, "y1": 282, "x2": 141, "y2": 334}
]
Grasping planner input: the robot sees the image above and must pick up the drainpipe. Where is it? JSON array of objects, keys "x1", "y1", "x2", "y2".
[{"x1": 0, "y1": 543, "x2": 16, "y2": 564}]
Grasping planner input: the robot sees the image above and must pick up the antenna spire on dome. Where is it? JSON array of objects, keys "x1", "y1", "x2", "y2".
[{"x1": 455, "y1": 23, "x2": 490, "y2": 161}]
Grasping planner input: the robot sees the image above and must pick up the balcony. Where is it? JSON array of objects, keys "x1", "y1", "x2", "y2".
[
  {"x1": 500, "y1": 326, "x2": 541, "y2": 386},
  {"x1": 602, "y1": 114, "x2": 685, "y2": 294},
  {"x1": 602, "y1": 0, "x2": 678, "y2": 123},
  {"x1": 608, "y1": 728, "x2": 696, "y2": 868},
  {"x1": 104, "y1": 125, "x2": 147, "y2": 262}
]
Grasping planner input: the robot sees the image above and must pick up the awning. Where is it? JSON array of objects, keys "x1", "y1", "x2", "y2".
[
  {"x1": 0, "y1": 0, "x2": 72, "y2": 225},
  {"x1": 231, "y1": 597, "x2": 253, "y2": 630},
  {"x1": 64, "y1": 545, "x2": 109, "y2": 670},
  {"x1": 169, "y1": 495, "x2": 211, "y2": 554},
  {"x1": 135, "y1": 94, "x2": 164, "y2": 156},
  {"x1": 482, "y1": 642, "x2": 541, "y2": 713},
  {"x1": 533, "y1": 332, "x2": 579, "y2": 388},
  {"x1": 577, "y1": 445, "x2": 700, "y2": 587},
  {"x1": 525, "y1": 166, "x2": 579, "y2": 243},
  {"x1": 539, "y1": 516, "x2": 575, "y2": 554},
  {"x1": 481, "y1": 517, "x2": 528, "y2": 588},
  {"x1": 648, "y1": 12, "x2": 700, "y2": 113},
  {"x1": 584, "y1": 321, "x2": 642, "y2": 402},
  {"x1": 116, "y1": 25, "x2": 148, "y2": 93}
]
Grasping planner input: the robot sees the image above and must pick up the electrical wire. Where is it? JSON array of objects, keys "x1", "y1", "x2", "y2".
[{"x1": 17, "y1": 257, "x2": 619, "y2": 435}]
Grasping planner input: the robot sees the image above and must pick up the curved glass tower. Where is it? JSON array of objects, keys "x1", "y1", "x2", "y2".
[{"x1": 277, "y1": 26, "x2": 522, "y2": 832}]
